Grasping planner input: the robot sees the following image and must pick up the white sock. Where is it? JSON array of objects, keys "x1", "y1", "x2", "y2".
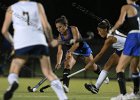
[
  {"x1": 8, "y1": 73, "x2": 18, "y2": 85},
  {"x1": 51, "y1": 79, "x2": 68, "y2": 100},
  {"x1": 95, "y1": 70, "x2": 108, "y2": 89}
]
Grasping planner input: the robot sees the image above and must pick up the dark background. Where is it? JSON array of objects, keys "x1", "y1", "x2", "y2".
[
  {"x1": 0, "y1": 0, "x2": 139, "y2": 77},
  {"x1": 0, "y1": 0, "x2": 129, "y2": 37},
  {"x1": 0, "y1": 0, "x2": 128, "y2": 53}
]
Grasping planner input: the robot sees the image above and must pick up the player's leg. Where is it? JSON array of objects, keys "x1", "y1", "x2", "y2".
[
  {"x1": 111, "y1": 33, "x2": 140, "y2": 100},
  {"x1": 62, "y1": 54, "x2": 76, "y2": 93},
  {"x1": 3, "y1": 57, "x2": 26, "y2": 100},
  {"x1": 117, "y1": 54, "x2": 132, "y2": 93},
  {"x1": 127, "y1": 57, "x2": 140, "y2": 99},
  {"x1": 84, "y1": 54, "x2": 102, "y2": 94},
  {"x1": 84, "y1": 54, "x2": 101, "y2": 75},
  {"x1": 111, "y1": 54, "x2": 132, "y2": 100},
  {"x1": 40, "y1": 55, "x2": 68, "y2": 100},
  {"x1": 84, "y1": 53, "x2": 119, "y2": 94},
  {"x1": 130, "y1": 57, "x2": 139, "y2": 93},
  {"x1": 95, "y1": 53, "x2": 119, "y2": 91}
]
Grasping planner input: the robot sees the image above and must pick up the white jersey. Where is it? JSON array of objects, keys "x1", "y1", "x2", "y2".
[
  {"x1": 11, "y1": 1, "x2": 48, "y2": 49},
  {"x1": 107, "y1": 30, "x2": 126, "y2": 51}
]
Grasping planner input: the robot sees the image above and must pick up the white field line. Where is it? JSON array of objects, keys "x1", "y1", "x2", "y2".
[{"x1": 0, "y1": 95, "x2": 110, "y2": 99}]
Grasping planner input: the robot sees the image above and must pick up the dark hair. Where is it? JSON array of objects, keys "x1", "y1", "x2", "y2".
[
  {"x1": 97, "y1": 19, "x2": 111, "y2": 31},
  {"x1": 55, "y1": 15, "x2": 68, "y2": 26}
]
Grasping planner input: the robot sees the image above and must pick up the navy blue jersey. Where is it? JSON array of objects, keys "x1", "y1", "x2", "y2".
[
  {"x1": 59, "y1": 27, "x2": 74, "y2": 50},
  {"x1": 122, "y1": 4, "x2": 140, "y2": 56},
  {"x1": 59, "y1": 26, "x2": 92, "y2": 57},
  {"x1": 126, "y1": 4, "x2": 140, "y2": 33}
]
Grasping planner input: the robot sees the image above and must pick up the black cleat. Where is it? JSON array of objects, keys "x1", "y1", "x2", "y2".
[
  {"x1": 84, "y1": 83, "x2": 99, "y2": 94},
  {"x1": 3, "y1": 81, "x2": 19, "y2": 100}
]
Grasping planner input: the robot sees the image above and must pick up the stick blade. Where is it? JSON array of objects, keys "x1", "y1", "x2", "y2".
[
  {"x1": 27, "y1": 86, "x2": 33, "y2": 92},
  {"x1": 39, "y1": 85, "x2": 51, "y2": 92},
  {"x1": 40, "y1": 89, "x2": 44, "y2": 93}
]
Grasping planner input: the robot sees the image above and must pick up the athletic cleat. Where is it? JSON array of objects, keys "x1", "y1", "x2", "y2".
[
  {"x1": 84, "y1": 83, "x2": 99, "y2": 94},
  {"x1": 104, "y1": 77, "x2": 109, "y2": 84},
  {"x1": 63, "y1": 84, "x2": 69, "y2": 93},
  {"x1": 127, "y1": 92, "x2": 140, "y2": 99},
  {"x1": 110, "y1": 94, "x2": 129, "y2": 100},
  {"x1": 3, "y1": 81, "x2": 19, "y2": 100}
]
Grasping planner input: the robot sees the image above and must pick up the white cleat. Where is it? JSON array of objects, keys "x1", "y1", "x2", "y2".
[
  {"x1": 127, "y1": 92, "x2": 140, "y2": 99},
  {"x1": 104, "y1": 77, "x2": 109, "y2": 84},
  {"x1": 63, "y1": 84, "x2": 69, "y2": 93},
  {"x1": 110, "y1": 94, "x2": 129, "y2": 100}
]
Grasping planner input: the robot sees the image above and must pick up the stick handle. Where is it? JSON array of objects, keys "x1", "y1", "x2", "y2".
[
  {"x1": 72, "y1": 2, "x2": 102, "y2": 22},
  {"x1": 34, "y1": 78, "x2": 47, "y2": 88},
  {"x1": 76, "y1": 36, "x2": 92, "y2": 43},
  {"x1": 67, "y1": 68, "x2": 86, "y2": 78}
]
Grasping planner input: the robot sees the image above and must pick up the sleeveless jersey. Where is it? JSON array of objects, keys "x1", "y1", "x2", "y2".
[
  {"x1": 123, "y1": 4, "x2": 140, "y2": 56},
  {"x1": 107, "y1": 30, "x2": 126, "y2": 51},
  {"x1": 11, "y1": 1, "x2": 48, "y2": 49},
  {"x1": 126, "y1": 4, "x2": 140, "y2": 32},
  {"x1": 60, "y1": 26, "x2": 92, "y2": 56},
  {"x1": 60, "y1": 27, "x2": 86, "y2": 50}
]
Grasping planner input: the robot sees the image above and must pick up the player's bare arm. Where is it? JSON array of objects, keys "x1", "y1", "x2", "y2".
[
  {"x1": 85, "y1": 36, "x2": 116, "y2": 69},
  {"x1": 38, "y1": 3, "x2": 53, "y2": 43},
  {"x1": 111, "y1": 5, "x2": 127, "y2": 32},
  {"x1": 68, "y1": 26, "x2": 80, "y2": 52},
  {"x1": 55, "y1": 36, "x2": 63, "y2": 69},
  {"x1": 1, "y1": 7, "x2": 14, "y2": 46}
]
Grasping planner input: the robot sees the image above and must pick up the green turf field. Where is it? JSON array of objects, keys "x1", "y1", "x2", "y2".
[{"x1": 0, "y1": 78, "x2": 133, "y2": 100}]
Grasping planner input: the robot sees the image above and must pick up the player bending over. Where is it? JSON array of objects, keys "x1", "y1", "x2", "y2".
[
  {"x1": 55, "y1": 16, "x2": 109, "y2": 93},
  {"x1": 84, "y1": 19, "x2": 127, "y2": 94}
]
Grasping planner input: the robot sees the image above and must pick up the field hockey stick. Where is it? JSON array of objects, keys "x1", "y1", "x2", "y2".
[
  {"x1": 27, "y1": 58, "x2": 66, "y2": 92},
  {"x1": 40, "y1": 68, "x2": 86, "y2": 92},
  {"x1": 72, "y1": 2, "x2": 103, "y2": 22},
  {"x1": 72, "y1": 3, "x2": 127, "y2": 37},
  {"x1": 27, "y1": 77, "x2": 47, "y2": 92},
  {"x1": 59, "y1": 32, "x2": 94, "y2": 45},
  {"x1": 27, "y1": 69, "x2": 57, "y2": 92},
  {"x1": 64, "y1": 68, "x2": 86, "y2": 79},
  {"x1": 72, "y1": 2, "x2": 114, "y2": 28}
]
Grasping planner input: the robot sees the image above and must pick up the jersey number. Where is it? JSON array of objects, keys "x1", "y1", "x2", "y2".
[{"x1": 23, "y1": 11, "x2": 30, "y2": 25}]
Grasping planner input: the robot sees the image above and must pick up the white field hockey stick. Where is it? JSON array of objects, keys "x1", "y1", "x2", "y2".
[{"x1": 39, "y1": 68, "x2": 86, "y2": 92}]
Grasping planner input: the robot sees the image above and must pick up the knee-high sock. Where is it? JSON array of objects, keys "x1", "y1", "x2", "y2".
[
  {"x1": 8, "y1": 73, "x2": 18, "y2": 85},
  {"x1": 132, "y1": 73, "x2": 139, "y2": 94},
  {"x1": 51, "y1": 79, "x2": 68, "y2": 100},
  {"x1": 117, "y1": 72, "x2": 126, "y2": 95},
  {"x1": 95, "y1": 70, "x2": 108, "y2": 89},
  {"x1": 63, "y1": 68, "x2": 70, "y2": 87},
  {"x1": 94, "y1": 65, "x2": 101, "y2": 75}
]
